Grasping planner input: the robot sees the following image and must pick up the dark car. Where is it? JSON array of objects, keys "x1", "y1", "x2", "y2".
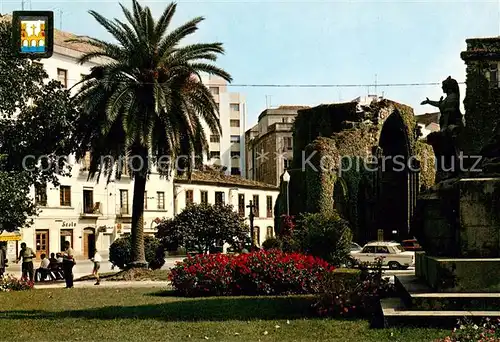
[{"x1": 401, "y1": 239, "x2": 422, "y2": 251}]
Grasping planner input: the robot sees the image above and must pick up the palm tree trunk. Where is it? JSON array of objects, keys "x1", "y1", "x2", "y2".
[{"x1": 130, "y1": 147, "x2": 148, "y2": 268}]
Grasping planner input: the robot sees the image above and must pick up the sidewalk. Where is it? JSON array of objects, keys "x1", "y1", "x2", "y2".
[{"x1": 35, "y1": 280, "x2": 171, "y2": 289}]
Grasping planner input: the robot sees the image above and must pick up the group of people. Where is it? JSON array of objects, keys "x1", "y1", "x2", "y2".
[
  {"x1": 15, "y1": 241, "x2": 76, "y2": 288},
  {"x1": 1, "y1": 240, "x2": 102, "y2": 287}
]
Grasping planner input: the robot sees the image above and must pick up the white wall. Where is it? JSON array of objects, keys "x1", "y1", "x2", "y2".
[{"x1": 173, "y1": 182, "x2": 278, "y2": 246}]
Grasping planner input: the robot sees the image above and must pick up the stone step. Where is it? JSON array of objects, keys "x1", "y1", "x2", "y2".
[
  {"x1": 395, "y1": 275, "x2": 500, "y2": 310},
  {"x1": 381, "y1": 298, "x2": 500, "y2": 328}
]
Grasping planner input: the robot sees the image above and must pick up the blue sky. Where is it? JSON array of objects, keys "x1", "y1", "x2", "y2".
[{"x1": 2, "y1": 0, "x2": 499, "y2": 126}]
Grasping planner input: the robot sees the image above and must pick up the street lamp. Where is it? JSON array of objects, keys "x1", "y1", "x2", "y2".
[{"x1": 283, "y1": 170, "x2": 290, "y2": 216}]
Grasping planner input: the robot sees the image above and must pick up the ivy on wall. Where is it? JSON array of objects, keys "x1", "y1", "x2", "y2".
[
  {"x1": 276, "y1": 99, "x2": 432, "y2": 241},
  {"x1": 461, "y1": 38, "x2": 500, "y2": 155}
]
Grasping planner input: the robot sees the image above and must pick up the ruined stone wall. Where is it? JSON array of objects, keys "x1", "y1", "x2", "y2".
[{"x1": 461, "y1": 38, "x2": 500, "y2": 155}]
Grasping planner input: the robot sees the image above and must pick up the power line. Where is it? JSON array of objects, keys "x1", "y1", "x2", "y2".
[{"x1": 61, "y1": 77, "x2": 465, "y2": 88}]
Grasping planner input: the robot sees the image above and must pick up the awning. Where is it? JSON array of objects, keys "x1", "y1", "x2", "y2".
[{"x1": 0, "y1": 231, "x2": 22, "y2": 241}]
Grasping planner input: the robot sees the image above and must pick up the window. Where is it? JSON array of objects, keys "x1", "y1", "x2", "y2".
[
  {"x1": 266, "y1": 226, "x2": 274, "y2": 239},
  {"x1": 238, "y1": 194, "x2": 245, "y2": 216},
  {"x1": 230, "y1": 103, "x2": 240, "y2": 111},
  {"x1": 157, "y1": 191, "x2": 165, "y2": 209},
  {"x1": 215, "y1": 191, "x2": 225, "y2": 205},
  {"x1": 230, "y1": 119, "x2": 240, "y2": 127},
  {"x1": 361, "y1": 246, "x2": 375, "y2": 254},
  {"x1": 210, "y1": 135, "x2": 220, "y2": 143},
  {"x1": 376, "y1": 246, "x2": 390, "y2": 254},
  {"x1": 230, "y1": 135, "x2": 240, "y2": 143},
  {"x1": 120, "y1": 190, "x2": 129, "y2": 214},
  {"x1": 144, "y1": 191, "x2": 148, "y2": 209},
  {"x1": 490, "y1": 63, "x2": 498, "y2": 88},
  {"x1": 81, "y1": 151, "x2": 91, "y2": 171},
  {"x1": 57, "y1": 68, "x2": 67, "y2": 88},
  {"x1": 209, "y1": 151, "x2": 220, "y2": 159},
  {"x1": 35, "y1": 183, "x2": 47, "y2": 206},
  {"x1": 60, "y1": 186, "x2": 71, "y2": 206},
  {"x1": 231, "y1": 167, "x2": 241, "y2": 175},
  {"x1": 200, "y1": 191, "x2": 208, "y2": 205},
  {"x1": 209, "y1": 87, "x2": 219, "y2": 95},
  {"x1": 284, "y1": 159, "x2": 291, "y2": 169},
  {"x1": 230, "y1": 151, "x2": 240, "y2": 158},
  {"x1": 283, "y1": 137, "x2": 292, "y2": 150},
  {"x1": 266, "y1": 195, "x2": 273, "y2": 217},
  {"x1": 83, "y1": 189, "x2": 94, "y2": 213},
  {"x1": 253, "y1": 226, "x2": 260, "y2": 246},
  {"x1": 253, "y1": 195, "x2": 259, "y2": 217},
  {"x1": 185, "y1": 190, "x2": 194, "y2": 206}
]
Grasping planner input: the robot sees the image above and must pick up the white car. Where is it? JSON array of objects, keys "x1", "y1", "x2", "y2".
[{"x1": 350, "y1": 241, "x2": 414, "y2": 270}]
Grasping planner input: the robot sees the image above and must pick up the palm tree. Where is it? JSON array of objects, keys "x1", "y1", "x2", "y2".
[{"x1": 70, "y1": 0, "x2": 231, "y2": 267}]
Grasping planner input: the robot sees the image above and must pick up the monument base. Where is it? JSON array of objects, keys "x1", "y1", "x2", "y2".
[{"x1": 416, "y1": 253, "x2": 500, "y2": 292}]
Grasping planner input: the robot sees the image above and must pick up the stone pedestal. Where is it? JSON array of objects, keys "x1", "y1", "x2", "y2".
[{"x1": 415, "y1": 177, "x2": 500, "y2": 292}]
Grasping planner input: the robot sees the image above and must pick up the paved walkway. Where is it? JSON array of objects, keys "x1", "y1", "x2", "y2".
[{"x1": 35, "y1": 280, "x2": 171, "y2": 289}]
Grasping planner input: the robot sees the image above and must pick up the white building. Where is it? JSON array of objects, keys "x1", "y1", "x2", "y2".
[
  {"x1": 1, "y1": 24, "x2": 271, "y2": 261},
  {"x1": 203, "y1": 75, "x2": 247, "y2": 177}
]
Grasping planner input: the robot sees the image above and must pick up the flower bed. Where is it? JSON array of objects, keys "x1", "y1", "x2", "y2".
[
  {"x1": 1, "y1": 274, "x2": 34, "y2": 292},
  {"x1": 169, "y1": 250, "x2": 334, "y2": 297},
  {"x1": 436, "y1": 318, "x2": 500, "y2": 342}
]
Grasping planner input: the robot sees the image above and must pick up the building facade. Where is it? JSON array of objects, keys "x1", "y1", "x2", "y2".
[
  {"x1": 4, "y1": 25, "x2": 264, "y2": 261},
  {"x1": 173, "y1": 171, "x2": 279, "y2": 248},
  {"x1": 203, "y1": 75, "x2": 247, "y2": 177},
  {"x1": 245, "y1": 106, "x2": 309, "y2": 186}
]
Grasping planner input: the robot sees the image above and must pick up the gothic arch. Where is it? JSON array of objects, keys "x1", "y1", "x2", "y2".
[{"x1": 376, "y1": 109, "x2": 416, "y2": 241}]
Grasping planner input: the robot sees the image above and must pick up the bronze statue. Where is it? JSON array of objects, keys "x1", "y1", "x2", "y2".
[
  {"x1": 421, "y1": 76, "x2": 464, "y2": 132},
  {"x1": 421, "y1": 76, "x2": 464, "y2": 182}
]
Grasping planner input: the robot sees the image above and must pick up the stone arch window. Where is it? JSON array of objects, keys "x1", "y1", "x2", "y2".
[
  {"x1": 253, "y1": 226, "x2": 260, "y2": 246},
  {"x1": 266, "y1": 226, "x2": 273, "y2": 239}
]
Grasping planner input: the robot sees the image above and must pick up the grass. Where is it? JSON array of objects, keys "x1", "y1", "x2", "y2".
[{"x1": 0, "y1": 288, "x2": 448, "y2": 342}]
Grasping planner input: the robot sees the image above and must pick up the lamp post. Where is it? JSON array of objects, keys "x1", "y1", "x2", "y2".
[
  {"x1": 283, "y1": 170, "x2": 290, "y2": 216},
  {"x1": 246, "y1": 200, "x2": 256, "y2": 250}
]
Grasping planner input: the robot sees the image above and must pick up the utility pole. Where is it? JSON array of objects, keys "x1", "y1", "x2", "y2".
[{"x1": 246, "y1": 200, "x2": 256, "y2": 250}]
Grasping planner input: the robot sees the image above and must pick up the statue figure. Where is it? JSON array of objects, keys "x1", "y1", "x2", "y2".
[{"x1": 421, "y1": 76, "x2": 464, "y2": 182}]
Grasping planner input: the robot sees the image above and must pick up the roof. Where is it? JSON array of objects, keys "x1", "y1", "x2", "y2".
[
  {"x1": 258, "y1": 105, "x2": 310, "y2": 121},
  {"x1": 364, "y1": 241, "x2": 402, "y2": 246},
  {"x1": 174, "y1": 170, "x2": 279, "y2": 191},
  {"x1": 415, "y1": 112, "x2": 439, "y2": 126}
]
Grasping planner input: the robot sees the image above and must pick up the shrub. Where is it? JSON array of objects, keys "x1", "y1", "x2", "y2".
[
  {"x1": 1, "y1": 274, "x2": 34, "y2": 291},
  {"x1": 109, "y1": 235, "x2": 165, "y2": 270},
  {"x1": 169, "y1": 250, "x2": 335, "y2": 297},
  {"x1": 436, "y1": 318, "x2": 500, "y2": 342},
  {"x1": 313, "y1": 257, "x2": 394, "y2": 317},
  {"x1": 262, "y1": 237, "x2": 282, "y2": 250},
  {"x1": 293, "y1": 211, "x2": 352, "y2": 266},
  {"x1": 156, "y1": 203, "x2": 250, "y2": 254}
]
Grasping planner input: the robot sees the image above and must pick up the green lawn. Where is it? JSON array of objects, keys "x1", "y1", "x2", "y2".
[{"x1": 0, "y1": 288, "x2": 447, "y2": 341}]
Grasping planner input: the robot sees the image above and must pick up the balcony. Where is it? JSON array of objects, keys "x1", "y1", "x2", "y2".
[
  {"x1": 116, "y1": 205, "x2": 131, "y2": 217},
  {"x1": 80, "y1": 202, "x2": 102, "y2": 218}
]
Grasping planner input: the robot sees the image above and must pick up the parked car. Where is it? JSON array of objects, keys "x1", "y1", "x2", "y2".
[
  {"x1": 350, "y1": 241, "x2": 415, "y2": 270},
  {"x1": 350, "y1": 242, "x2": 363, "y2": 252},
  {"x1": 401, "y1": 239, "x2": 423, "y2": 251}
]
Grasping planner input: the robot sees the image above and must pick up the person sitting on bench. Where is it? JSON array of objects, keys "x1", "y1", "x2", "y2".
[{"x1": 35, "y1": 254, "x2": 53, "y2": 282}]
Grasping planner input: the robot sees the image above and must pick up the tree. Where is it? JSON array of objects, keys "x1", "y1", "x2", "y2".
[
  {"x1": 0, "y1": 171, "x2": 38, "y2": 233},
  {"x1": 0, "y1": 20, "x2": 78, "y2": 232},
  {"x1": 155, "y1": 204, "x2": 249, "y2": 254},
  {"x1": 69, "y1": 0, "x2": 231, "y2": 268},
  {"x1": 293, "y1": 211, "x2": 352, "y2": 266},
  {"x1": 0, "y1": 20, "x2": 78, "y2": 185}
]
